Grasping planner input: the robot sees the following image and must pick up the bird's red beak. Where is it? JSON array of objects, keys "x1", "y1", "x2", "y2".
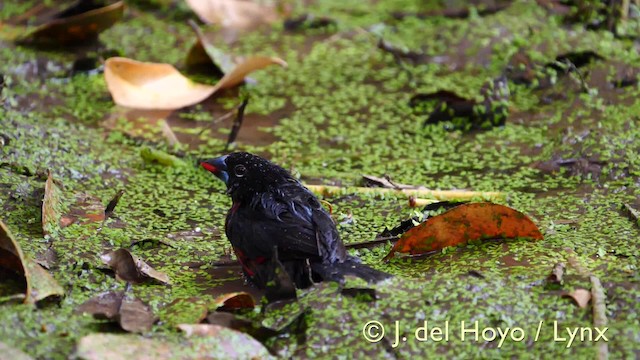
[
  {"x1": 201, "y1": 155, "x2": 230, "y2": 184},
  {"x1": 200, "y1": 162, "x2": 218, "y2": 173}
]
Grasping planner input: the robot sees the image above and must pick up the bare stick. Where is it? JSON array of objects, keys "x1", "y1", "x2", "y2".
[{"x1": 590, "y1": 275, "x2": 608, "y2": 360}]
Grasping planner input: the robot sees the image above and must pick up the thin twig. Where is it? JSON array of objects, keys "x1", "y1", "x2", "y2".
[
  {"x1": 565, "y1": 248, "x2": 609, "y2": 360},
  {"x1": 225, "y1": 97, "x2": 249, "y2": 150},
  {"x1": 197, "y1": 109, "x2": 238, "y2": 136},
  {"x1": 345, "y1": 236, "x2": 398, "y2": 250}
]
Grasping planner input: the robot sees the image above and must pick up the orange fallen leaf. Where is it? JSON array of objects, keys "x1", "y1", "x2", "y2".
[
  {"x1": 563, "y1": 288, "x2": 591, "y2": 308},
  {"x1": 104, "y1": 56, "x2": 286, "y2": 109},
  {"x1": 185, "y1": 0, "x2": 282, "y2": 30},
  {"x1": 383, "y1": 202, "x2": 543, "y2": 261}
]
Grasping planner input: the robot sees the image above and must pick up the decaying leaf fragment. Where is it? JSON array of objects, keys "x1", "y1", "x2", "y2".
[
  {"x1": 383, "y1": 202, "x2": 543, "y2": 261},
  {"x1": 61, "y1": 192, "x2": 106, "y2": 227},
  {"x1": 101, "y1": 248, "x2": 171, "y2": 284},
  {"x1": 104, "y1": 56, "x2": 286, "y2": 109},
  {"x1": 547, "y1": 262, "x2": 565, "y2": 285},
  {"x1": 0, "y1": 220, "x2": 64, "y2": 303}
]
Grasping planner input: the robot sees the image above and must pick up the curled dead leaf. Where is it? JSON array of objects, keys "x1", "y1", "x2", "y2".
[
  {"x1": 383, "y1": 202, "x2": 543, "y2": 261},
  {"x1": 0, "y1": 220, "x2": 64, "y2": 303},
  {"x1": 186, "y1": 21, "x2": 235, "y2": 74},
  {"x1": 18, "y1": 1, "x2": 125, "y2": 46},
  {"x1": 101, "y1": 248, "x2": 171, "y2": 285},
  {"x1": 104, "y1": 189, "x2": 125, "y2": 218},
  {"x1": 563, "y1": 288, "x2": 591, "y2": 308},
  {"x1": 213, "y1": 291, "x2": 255, "y2": 310},
  {"x1": 104, "y1": 56, "x2": 286, "y2": 110}
]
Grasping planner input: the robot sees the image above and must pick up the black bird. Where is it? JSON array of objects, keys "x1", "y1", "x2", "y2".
[{"x1": 201, "y1": 152, "x2": 391, "y2": 289}]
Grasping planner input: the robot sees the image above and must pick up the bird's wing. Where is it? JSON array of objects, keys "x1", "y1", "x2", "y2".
[{"x1": 226, "y1": 181, "x2": 345, "y2": 262}]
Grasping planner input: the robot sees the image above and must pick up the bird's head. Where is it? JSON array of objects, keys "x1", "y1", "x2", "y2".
[{"x1": 201, "y1": 152, "x2": 291, "y2": 199}]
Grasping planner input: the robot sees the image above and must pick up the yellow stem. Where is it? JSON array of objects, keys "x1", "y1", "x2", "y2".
[{"x1": 304, "y1": 184, "x2": 506, "y2": 202}]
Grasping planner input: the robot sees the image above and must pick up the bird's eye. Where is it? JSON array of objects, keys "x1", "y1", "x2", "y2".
[{"x1": 234, "y1": 164, "x2": 247, "y2": 177}]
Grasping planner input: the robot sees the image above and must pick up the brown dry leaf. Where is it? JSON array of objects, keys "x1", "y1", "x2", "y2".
[
  {"x1": 185, "y1": 0, "x2": 282, "y2": 30},
  {"x1": 104, "y1": 56, "x2": 286, "y2": 110},
  {"x1": 101, "y1": 248, "x2": 170, "y2": 284},
  {"x1": 563, "y1": 288, "x2": 592, "y2": 308},
  {"x1": 42, "y1": 170, "x2": 62, "y2": 237},
  {"x1": 18, "y1": 1, "x2": 125, "y2": 46},
  {"x1": 119, "y1": 296, "x2": 157, "y2": 333},
  {"x1": 0, "y1": 220, "x2": 64, "y2": 303},
  {"x1": 77, "y1": 291, "x2": 124, "y2": 320},
  {"x1": 77, "y1": 291, "x2": 157, "y2": 333}
]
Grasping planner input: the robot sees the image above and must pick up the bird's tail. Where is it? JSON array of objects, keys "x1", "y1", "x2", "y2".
[{"x1": 311, "y1": 256, "x2": 392, "y2": 284}]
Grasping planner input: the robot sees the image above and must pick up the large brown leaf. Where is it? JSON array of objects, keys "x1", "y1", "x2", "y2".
[
  {"x1": 383, "y1": 203, "x2": 543, "y2": 260},
  {"x1": 104, "y1": 56, "x2": 286, "y2": 109},
  {"x1": 0, "y1": 220, "x2": 64, "y2": 303},
  {"x1": 77, "y1": 291, "x2": 157, "y2": 333},
  {"x1": 77, "y1": 327, "x2": 273, "y2": 359}
]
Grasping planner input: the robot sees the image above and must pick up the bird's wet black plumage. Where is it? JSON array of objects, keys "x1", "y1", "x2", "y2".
[{"x1": 201, "y1": 152, "x2": 391, "y2": 289}]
